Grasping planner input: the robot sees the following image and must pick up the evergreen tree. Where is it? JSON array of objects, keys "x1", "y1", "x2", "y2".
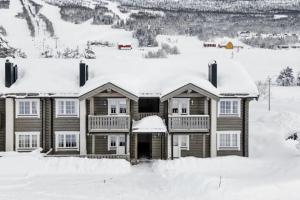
[{"x1": 276, "y1": 66, "x2": 295, "y2": 86}]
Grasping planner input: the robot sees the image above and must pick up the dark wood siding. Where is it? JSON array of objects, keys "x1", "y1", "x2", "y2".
[
  {"x1": 180, "y1": 133, "x2": 210, "y2": 158},
  {"x1": 94, "y1": 97, "x2": 108, "y2": 115},
  {"x1": 152, "y1": 134, "x2": 166, "y2": 159},
  {"x1": 131, "y1": 100, "x2": 165, "y2": 121},
  {"x1": 190, "y1": 97, "x2": 205, "y2": 115},
  {"x1": 217, "y1": 99, "x2": 249, "y2": 157},
  {"x1": 52, "y1": 99, "x2": 80, "y2": 155},
  {"x1": 0, "y1": 99, "x2": 5, "y2": 151},
  {"x1": 94, "y1": 135, "x2": 116, "y2": 154},
  {"x1": 14, "y1": 99, "x2": 43, "y2": 148}
]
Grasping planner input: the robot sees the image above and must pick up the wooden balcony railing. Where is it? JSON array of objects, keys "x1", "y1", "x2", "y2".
[
  {"x1": 168, "y1": 115, "x2": 210, "y2": 132},
  {"x1": 88, "y1": 115, "x2": 130, "y2": 132}
]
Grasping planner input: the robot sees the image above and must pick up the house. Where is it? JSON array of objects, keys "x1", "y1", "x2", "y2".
[
  {"x1": 203, "y1": 43, "x2": 217, "y2": 48},
  {"x1": 0, "y1": 58, "x2": 258, "y2": 163},
  {"x1": 118, "y1": 44, "x2": 132, "y2": 50},
  {"x1": 218, "y1": 42, "x2": 234, "y2": 49}
]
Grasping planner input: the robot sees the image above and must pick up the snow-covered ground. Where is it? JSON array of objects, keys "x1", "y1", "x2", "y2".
[{"x1": 0, "y1": 86, "x2": 300, "y2": 200}]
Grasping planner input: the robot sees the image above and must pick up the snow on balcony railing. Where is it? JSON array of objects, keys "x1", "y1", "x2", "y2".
[
  {"x1": 89, "y1": 115, "x2": 130, "y2": 132},
  {"x1": 168, "y1": 115, "x2": 210, "y2": 132}
]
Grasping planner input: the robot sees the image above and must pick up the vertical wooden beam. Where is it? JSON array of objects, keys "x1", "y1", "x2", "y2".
[
  {"x1": 80, "y1": 100, "x2": 87, "y2": 155},
  {"x1": 89, "y1": 97, "x2": 94, "y2": 115},
  {"x1": 203, "y1": 134, "x2": 206, "y2": 158},
  {"x1": 204, "y1": 97, "x2": 209, "y2": 115},
  {"x1": 210, "y1": 99, "x2": 217, "y2": 157},
  {"x1": 134, "y1": 133, "x2": 138, "y2": 160},
  {"x1": 171, "y1": 133, "x2": 174, "y2": 160},
  {"x1": 5, "y1": 98, "x2": 14, "y2": 151},
  {"x1": 92, "y1": 134, "x2": 95, "y2": 154}
]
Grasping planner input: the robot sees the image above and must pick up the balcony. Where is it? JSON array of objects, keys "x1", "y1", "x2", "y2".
[
  {"x1": 168, "y1": 115, "x2": 210, "y2": 132},
  {"x1": 88, "y1": 115, "x2": 130, "y2": 132}
]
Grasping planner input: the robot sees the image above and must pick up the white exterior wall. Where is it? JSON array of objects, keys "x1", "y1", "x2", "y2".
[
  {"x1": 79, "y1": 99, "x2": 87, "y2": 155},
  {"x1": 5, "y1": 98, "x2": 14, "y2": 151},
  {"x1": 210, "y1": 99, "x2": 217, "y2": 157}
]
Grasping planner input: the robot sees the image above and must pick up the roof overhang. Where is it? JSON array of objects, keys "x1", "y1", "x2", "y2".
[
  {"x1": 79, "y1": 82, "x2": 139, "y2": 101},
  {"x1": 160, "y1": 83, "x2": 219, "y2": 102}
]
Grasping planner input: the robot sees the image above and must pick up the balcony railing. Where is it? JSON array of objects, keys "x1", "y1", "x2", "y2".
[
  {"x1": 168, "y1": 115, "x2": 210, "y2": 132},
  {"x1": 88, "y1": 115, "x2": 130, "y2": 132}
]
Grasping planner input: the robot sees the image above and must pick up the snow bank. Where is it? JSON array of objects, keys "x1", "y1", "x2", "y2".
[{"x1": 0, "y1": 151, "x2": 131, "y2": 176}]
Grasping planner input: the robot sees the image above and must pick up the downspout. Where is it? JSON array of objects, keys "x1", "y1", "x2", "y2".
[{"x1": 160, "y1": 133, "x2": 163, "y2": 160}]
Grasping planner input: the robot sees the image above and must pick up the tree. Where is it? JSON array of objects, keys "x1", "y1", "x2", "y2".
[
  {"x1": 276, "y1": 67, "x2": 295, "y2": 86},
  {"x1": 297, "y1": 72, "x2": 300, "y2": 86}
]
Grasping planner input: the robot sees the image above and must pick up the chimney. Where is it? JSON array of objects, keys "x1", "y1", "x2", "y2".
[
  {"x1": 79, "y1": 61, "x2": 88, "y2": 87},
  {"x1": 208, "y1": 60, "x2": 217, "y2": 88},
  {"x1": 5, "y1": 59, "x2": 18, "y2": 88}
]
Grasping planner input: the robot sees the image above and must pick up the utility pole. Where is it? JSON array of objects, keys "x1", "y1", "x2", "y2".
[{"x1": 268, "y1": 76, "x2": 271, "y2": 111}]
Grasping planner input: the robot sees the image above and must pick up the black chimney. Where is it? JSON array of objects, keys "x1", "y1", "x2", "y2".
[
  {"x1": 79, "y1": 61, "x2": 88, "y2": 87},
  {"x1": 208, "y1": 60, "x2": 217, "y2": 88},
  {"x1": 5, "y1": 60, "x2": 18, "y2": 88}
]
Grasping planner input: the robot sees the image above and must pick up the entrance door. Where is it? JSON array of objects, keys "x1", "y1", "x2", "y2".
[
  {"x1": 138, "y1": 134, "x2": 152, "y2": 159},
  {"x1": 117, "y1": 135, "x2": 125, "y2": 155},
  {"x1": 173, "y1": 135, "x2": 180, "y2": 158}
]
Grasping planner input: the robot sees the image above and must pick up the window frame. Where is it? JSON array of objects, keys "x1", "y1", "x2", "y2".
[
  {"x1": 15, "y1": 99, "x2": 40, "y2": 118},
  {"x1": 173, "y1": 135, "x2": 190, "y2": 150},
  {"x1": 107, "y1": 98, "x2": 127, "y2": 115},
  {"x1": 218, "y1": 98, "x2": 241, "y2": 117},
  {"x1": 55, "y1": 131, "x2": 80, "y2": 151},
  {"x1": 108, "y1": 135, "x2": 126, "y2": 151},
  {"x1": 55, "y1": 99, "x2": 79, "y2": 118},
  {"x1": 15, "y1": 132, "x2": 40, "y2": 151},
  {"x1": 217, "y1": 131, "x2": 241, "y2": 150},
  {"x1": 171, "y1": 98, "x2": 190, "y2": 115}
]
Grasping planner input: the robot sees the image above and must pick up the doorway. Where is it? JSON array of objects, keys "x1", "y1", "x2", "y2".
[{"x1": 138, "y1": 134, "x2": 152, "y2": 159}]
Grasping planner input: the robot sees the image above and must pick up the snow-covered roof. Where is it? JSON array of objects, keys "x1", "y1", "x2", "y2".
[
  {"x1": 0, "y1": 57, "x2": 258, "y2": 98},
  {"x1": 132, "y1": 116, "x2": 167, "y2": 133}
]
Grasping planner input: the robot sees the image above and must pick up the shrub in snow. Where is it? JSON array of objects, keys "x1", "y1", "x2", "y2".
[
  {"x1": 144, "y1": 49, "x2": 167, "y2": 59},
  {"x1": 161, "y1": 43, "x2": 180, "y2": 55},
  {"x1": 276, "y1": 67, "x2": 295, "y2": 86},
  {"x1": 296, "y1": 72, "x2": 300, "y2": 86}
]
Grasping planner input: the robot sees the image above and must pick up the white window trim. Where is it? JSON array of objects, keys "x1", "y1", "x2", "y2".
[
  {"x1": 15, "y1": 99, "x2": 40, "y2": 118},
  {"x1": 218, "y1": 98, "x2": 241, "y2": 117},
  {"x1": 174, "y1": 135, "x2": 190, "y2": 150},
  {"x1": 171, "y1": 98, "x2": 190, "y2": 115},
  {"x1": 55, "y1": 131, "x2": 80, "y2": 151},
  {"x1": 107, "y1": 135, "x2": 125, "y2": 151},
  {"x1": 55, "y1": 99, "x2": 79, "y2": 118},
  {"x1": 217, "y1": 131, "x2": 241, "y2": 151},
  {"x1": 15, "y1": 132, "x2": 40, "y2": 151},
  {"x1": 107, "y1": 98, "x2": 127, "y2": 115}
]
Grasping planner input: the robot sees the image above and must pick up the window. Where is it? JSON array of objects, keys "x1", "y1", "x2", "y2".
[
  {"x1": 15, "y1": 132, "x2": 40, "y2": 151},
  {"x1": 108, "y1": 99, "x2": 127, "y2": 115},
  {"x1": 171, "y1": 98, "x2": 190, "y2": 115},
  {"x1": 218, "y1": 99, "x2": 240, "y2": 117},
  {"x1": 138, "y1": 98, "x2": 160, "y2": 113},
  {"x1": 16, "y1": 99, "x2": 40, "y2": 118},
  {"x1": 56, "y1": 99, "x2": 79, "y2": 117},
  {"x1": 108, "y1": 135, "x2": 126, "y2": 150},
  {"x1": 173, "y1": 135, "x2": 189, "y2": 150},
  {"x1": 55, "y1": 132, "x2": 79, "y2": 151},
  {"x1": 217, "y1": 131, "x2": 241, "y2": 150}
]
